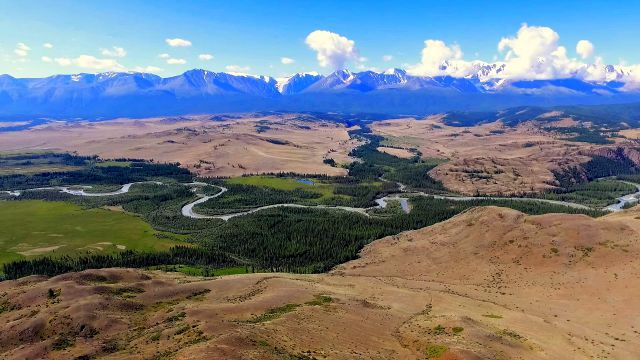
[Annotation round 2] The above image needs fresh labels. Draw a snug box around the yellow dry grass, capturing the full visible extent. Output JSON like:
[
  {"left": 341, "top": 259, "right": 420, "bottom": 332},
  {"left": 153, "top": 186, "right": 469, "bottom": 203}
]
[
  {"left": 0, "top": 114, "right": 361, "bottom": 177},
  {"left": 371, "top": 116, "right": 617, "bottom": 194}
]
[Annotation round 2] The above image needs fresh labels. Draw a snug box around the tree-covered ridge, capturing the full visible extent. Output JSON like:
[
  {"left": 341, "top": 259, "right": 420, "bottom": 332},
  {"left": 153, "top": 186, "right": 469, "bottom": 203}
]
[
  {"left": 0, "top": 154, "right": 191, "bottom": 191},
  {"left": 348, "top": 128, "right": 446, "bottom": 193},
  {"left": 190, "top": 196, "right": 604, "bottom": 273},
  {"left": 552, "top": 149, "right": 640, "bottom": 189},
  {"left": 533, "top": 180, "right": 636, "bottom": 208},
  {"left": 2, "top": 246, "right": 239, "bottom": 280}
]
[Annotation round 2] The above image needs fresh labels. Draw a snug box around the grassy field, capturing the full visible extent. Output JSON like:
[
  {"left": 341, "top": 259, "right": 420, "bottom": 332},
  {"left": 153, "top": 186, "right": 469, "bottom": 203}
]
[
  {"left": 0, "top": 165, "right": 82, "bottom": 175},
  {"left": 94, "top": 161, "right": 132, "bottom": 167},
  {"left": 227, "top": 175, "right": 336, "bottom": 199},
  {"left": 0, "top": 200, "right": 185, "bottom": 267}
]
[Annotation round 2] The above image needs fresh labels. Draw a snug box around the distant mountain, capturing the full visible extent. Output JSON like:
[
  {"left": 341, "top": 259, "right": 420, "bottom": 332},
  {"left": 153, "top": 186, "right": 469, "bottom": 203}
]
[
  {"left": 277, "top": 72, "right": 323, "bottom": 95},
  {"left": 443, "top": 103, "right": 640, "bottom": 128},
  {"left": 1, "top": 68, "right": 640, "bottom": 119}
]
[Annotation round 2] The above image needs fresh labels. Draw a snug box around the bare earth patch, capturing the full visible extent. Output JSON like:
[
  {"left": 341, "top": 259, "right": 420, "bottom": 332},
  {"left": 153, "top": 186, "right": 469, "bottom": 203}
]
[
  {"left": 15, "top": 245, "right": 66, "bottom": 256},
  {"left": 376, "top": 146, "right": 415, "bottom": 158},
  {"left": 619, "top": 128, "right": 640, "bottom": 139}
]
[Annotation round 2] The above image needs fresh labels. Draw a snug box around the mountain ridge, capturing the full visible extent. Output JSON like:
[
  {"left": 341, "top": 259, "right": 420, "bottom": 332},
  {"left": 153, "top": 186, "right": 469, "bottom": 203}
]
[{"left": 2, "top": 68, "right": 640, "bottom": 119}]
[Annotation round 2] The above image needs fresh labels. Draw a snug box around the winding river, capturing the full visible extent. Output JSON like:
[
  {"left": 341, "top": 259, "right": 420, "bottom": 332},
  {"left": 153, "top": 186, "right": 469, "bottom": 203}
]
[
  {"left": 3, "top": 178, "right": 639, "bottom": 221},
  {"left": 604, "top": 182, "right": 640, "bottom": 212}
]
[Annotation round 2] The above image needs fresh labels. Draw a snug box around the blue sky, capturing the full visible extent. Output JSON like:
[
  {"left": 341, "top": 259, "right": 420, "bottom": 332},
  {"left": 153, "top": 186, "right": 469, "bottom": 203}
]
[{"left": 1, "top": 0, "right": 639, "bottom": 78}]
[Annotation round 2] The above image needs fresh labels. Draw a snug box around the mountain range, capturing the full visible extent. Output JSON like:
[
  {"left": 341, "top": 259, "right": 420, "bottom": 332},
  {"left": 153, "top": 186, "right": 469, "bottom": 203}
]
[{"left": 1, "top": 67, "right": 640, "bottom": 119}]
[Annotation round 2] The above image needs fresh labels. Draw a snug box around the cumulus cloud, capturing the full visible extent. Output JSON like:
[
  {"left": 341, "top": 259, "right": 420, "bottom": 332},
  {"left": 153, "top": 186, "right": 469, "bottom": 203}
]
[
  {"left": 382, "top": 55, "right": 393, "bottom": 62},
  {"left": 166, "top": 58, "right": 186, "bottom": 65},
  {"left": 14, "top": 43, "right": 31, "bottom": 57},
  {"left": 199, "top": 53, "right": 214, "bottom": 61},
  {"left": 576, "top": 40, "right": 594, "bottom": 59},
  {"left": 165, "top": 38, "right": 192, "bottom": 47},
  {"left": 280, "top": 57, "right": 295, "bottom": 65},
  {"left": 43, "top": 43, "right": 53, "bottom": 49},
  {"left": 225, "top": 64, "right": 250, "bottom": 73},
  {"left": 74, "top": 55, "right": 125, "bottom": 70},
  {"left": 158, "top": 53, "right": 170, "bottom": 59},
  {"left": 407, "top": 40, "right": 472, "bottom": 77},
  {"left": 53, "top": 55, "right": 125, "bottom": 71},
  {"left": 305, "top": 30, "right": 358, "bottom": 69},
  {"left": 101, "top": 46, "right": 127, "bottom": 58},
  {"left": 495, "top": 24, "right": 584, "bottom": 79},
  {"left": 405, "top": 24, "right": 633, "bottom": 83},
  {"left": 52, "top": 54, "right": 161, "bottom": 73}
]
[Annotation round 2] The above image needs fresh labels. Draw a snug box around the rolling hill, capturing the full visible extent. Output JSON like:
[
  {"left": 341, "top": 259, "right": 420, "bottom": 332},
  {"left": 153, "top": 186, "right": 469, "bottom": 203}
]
[{"left": 1, "top": 205, "right": 639, "bottom": 359}]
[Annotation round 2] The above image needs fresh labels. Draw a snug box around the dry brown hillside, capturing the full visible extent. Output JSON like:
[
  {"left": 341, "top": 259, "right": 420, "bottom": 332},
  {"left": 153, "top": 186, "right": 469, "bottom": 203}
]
[
  {"left": 0, "top": 114, "right": 360, "bottom": 177},
  {"left": 2, "top": 206, "right": 640, "bottom": 359},
  {"left": 370, "top": 116, "right": 640, "bottom": 195}
]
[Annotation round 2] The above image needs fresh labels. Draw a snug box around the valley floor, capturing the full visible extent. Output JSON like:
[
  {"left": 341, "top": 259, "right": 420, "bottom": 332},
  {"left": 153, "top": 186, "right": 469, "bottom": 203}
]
[{"left": 2, "top": 206, "right": 639, "bottom": 359}]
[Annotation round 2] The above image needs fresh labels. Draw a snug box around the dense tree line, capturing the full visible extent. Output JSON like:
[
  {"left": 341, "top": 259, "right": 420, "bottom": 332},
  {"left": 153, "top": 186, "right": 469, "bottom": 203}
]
[
  {"left": 544, "top": 126, "right": 614, "bottom": 144},
  {"left": 348, "top": 130, "right": 445, "bottom": 192},
  {"left": 0, "top": 161, "right": 191, "bottom": 190},
  {"left": 0, "top": 152, "right": 94, "bottom": 164},
  {"left": 553, "top": 151, "right": 640, "bottom": 188},
  {"left": 582, "top": 154, "right": 639, "bottom": 179},
  {"left": 195, "top": 183, "right": 322, "bottom": 215},
  {"left": 513, "top": 179, "right": 637, "bottom": 208},
  {"left": 190, "top": 196, "right": 604, "bottom": 273},
  {"left": 2, "top": 246, "right": 240, "bottom": 280}
]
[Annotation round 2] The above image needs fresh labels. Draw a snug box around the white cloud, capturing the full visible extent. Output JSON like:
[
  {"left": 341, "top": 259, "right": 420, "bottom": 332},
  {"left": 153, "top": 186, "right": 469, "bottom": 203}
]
[
  {"left": 166, "top": 58, "right": 186, "bottom": 65},
  {"left": 407, "top": 40, "right": 471, "bottom": 77},
  {"left": 43, "top": 43, "right": 53, "bottom": 49},
  {"left": 406, "top": 24, "right": 621, "bottom": 82},
  {"left": 280, "top": 57, "right": 295, "bottom": 65},
  {"left": 75, "top": 55, "right": 124, "bottom": 70},
  {"left": 382, "top": 55, "right": 393, "bottom": 62},
  {"left": 199, "top": 53, "right": 214, "bottom": 61},
  {"left": 158, "top": 53, "right": 171, "bottom": 59},
  {"left": 165, "top": 38, "right": 192, "bottom": 47},
  {"left": 14, "top": 43, "right": 31, "bottom": 57},
  {"left": 101, "top": 46, "right": 127, "bottom": 58},
  {"left": 131, "top": 65, "right": 163, "bottom": 73},
  {"left": 305, "top": 30, "right": 358, "bottom": 69},
  {"left": 225, "top": 64, "right": 250, "bottom": 73},
  {"left": 41, "top": 56, "right": 52, "bottom": 63},
  {"left": 576, "top": 40, "right": 594, "bottom": 59},
  {"left": 496, "top": 24, "right": 584, "bottom": 80},
  {"left": 53, "top": 55, "right": 125, "bottom": 71}
]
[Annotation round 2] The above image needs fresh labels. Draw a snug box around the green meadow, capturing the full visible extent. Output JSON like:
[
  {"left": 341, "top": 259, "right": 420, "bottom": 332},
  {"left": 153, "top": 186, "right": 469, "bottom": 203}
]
[
  {"left": 0, "top": 200, "right": 185, "bottom": 267},
  {"left": 226, "top": 175, "right": 336, "bottom": 199}
]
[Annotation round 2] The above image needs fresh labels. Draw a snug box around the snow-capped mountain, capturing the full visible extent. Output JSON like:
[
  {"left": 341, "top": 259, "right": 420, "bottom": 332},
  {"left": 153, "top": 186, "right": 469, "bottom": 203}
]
[
  {"left": 277, "top": 72, "right": 322, "bottom": 95},
  {"left": 1, "top": 67, "right": 639, "bottom": 119}
]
